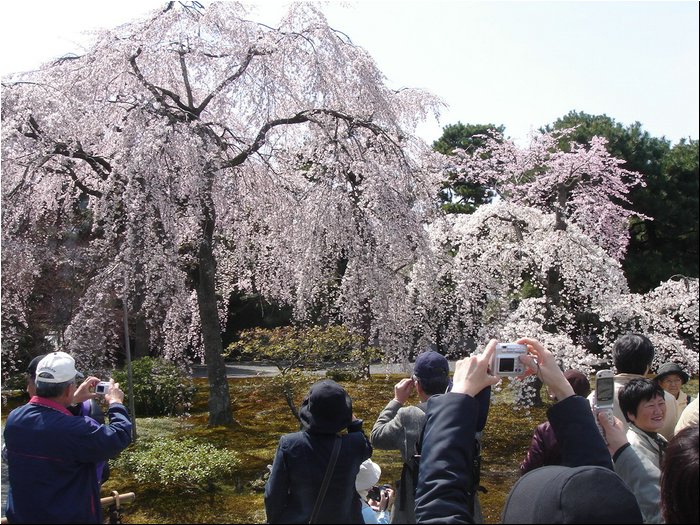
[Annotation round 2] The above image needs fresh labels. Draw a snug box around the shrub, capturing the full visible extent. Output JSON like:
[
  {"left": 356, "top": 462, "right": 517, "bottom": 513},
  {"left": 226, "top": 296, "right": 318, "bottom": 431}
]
[
  {"left": 112, "top": 357, "right": 195, "bottom": 416},
  {"left": 116, "top": 437, "right": 239, "bottom": 491},
  {"left": 225, "top": 325, "right": 380, "bottom": 420},
  {"left": 226, "top": 324, "right": 379, "bottom": 376}
]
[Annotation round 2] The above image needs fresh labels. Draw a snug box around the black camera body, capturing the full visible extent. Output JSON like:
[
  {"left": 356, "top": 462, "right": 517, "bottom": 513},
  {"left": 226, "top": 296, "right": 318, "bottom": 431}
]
[{"left": 367, "top": 484, "right": 391, "bottom": 501}]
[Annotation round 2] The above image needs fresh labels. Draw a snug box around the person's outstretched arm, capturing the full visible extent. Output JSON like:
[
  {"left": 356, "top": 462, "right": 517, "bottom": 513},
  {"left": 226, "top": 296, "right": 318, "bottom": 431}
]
[
  {"left": 516, "top": 337, "right": 612, "bottom": 470},
  {"left": 415, "top": 340, "right": 499, "bottom": 524}
]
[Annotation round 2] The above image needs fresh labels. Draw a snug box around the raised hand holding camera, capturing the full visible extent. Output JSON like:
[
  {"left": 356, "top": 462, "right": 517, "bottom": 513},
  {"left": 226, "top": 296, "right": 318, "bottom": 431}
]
[
  {"left": 103, "top": 379, "right": 125, "bottom": 405},
  {"left": 72, "top": 376, "right": 100, "bottom": 404},
  {"left": 451, "top": 339, "right": 500, "bottom": 397},
  {"left": 516, "top": 337, "right": 575, "bottom": 401},
  {"left": 490, "top": 343, "right": 527, "bottom": 376}
]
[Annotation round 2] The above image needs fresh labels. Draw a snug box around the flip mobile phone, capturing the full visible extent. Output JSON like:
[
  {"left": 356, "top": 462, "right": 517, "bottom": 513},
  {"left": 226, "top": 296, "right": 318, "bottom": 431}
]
[{"left": 594, "top": 369, "right": 615, "bottom": 442}]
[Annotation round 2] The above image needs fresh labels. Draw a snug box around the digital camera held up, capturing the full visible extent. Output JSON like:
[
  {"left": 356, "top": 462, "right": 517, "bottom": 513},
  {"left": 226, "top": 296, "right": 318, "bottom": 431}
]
[
  {"left": 490, "top": 343, "right": 527, "bottom": 376},
  {"left": 95, "top": 381, "right": 110, "bottom": 395},
  {"left": 367, "top": 484, "right": 391, "bottom": 501}
]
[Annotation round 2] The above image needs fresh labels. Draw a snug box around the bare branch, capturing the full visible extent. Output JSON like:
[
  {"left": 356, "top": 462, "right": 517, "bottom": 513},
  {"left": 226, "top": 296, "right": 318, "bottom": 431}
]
[
  {"left": 179, "top": 47, "right": 195, "bottom": 108},
  {"left": 195, "top": 47, "right": 264, "bottom": 115},
  {"left": 222, "top": 108, "right": 401, "bottom": 169},
  {"left": 129, "top": 47, "right": 196, "bottom": 120},
  {"left": 55, "top": 165, "right": 103, "bottom": 198}
]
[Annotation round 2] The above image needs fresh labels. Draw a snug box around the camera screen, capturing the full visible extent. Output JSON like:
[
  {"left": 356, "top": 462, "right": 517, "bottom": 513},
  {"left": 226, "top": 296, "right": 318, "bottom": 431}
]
[
  {"left": 499, "top": 358, "right": 515, "bottom": 372},
  {"left": 597, "top": 379, "right": 614, "bottom": 403}
]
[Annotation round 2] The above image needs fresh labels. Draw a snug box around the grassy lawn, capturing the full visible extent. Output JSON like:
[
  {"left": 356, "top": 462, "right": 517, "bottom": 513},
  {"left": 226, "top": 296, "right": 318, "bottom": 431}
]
[{"left": 98, "top": 374, "right": 550, "bottom": 524}]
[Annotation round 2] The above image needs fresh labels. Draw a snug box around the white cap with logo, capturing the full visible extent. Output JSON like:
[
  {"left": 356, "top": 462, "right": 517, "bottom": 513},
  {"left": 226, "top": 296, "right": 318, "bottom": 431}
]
[{"left": 35, "top": 351, "right": 83, "bottom": 383}]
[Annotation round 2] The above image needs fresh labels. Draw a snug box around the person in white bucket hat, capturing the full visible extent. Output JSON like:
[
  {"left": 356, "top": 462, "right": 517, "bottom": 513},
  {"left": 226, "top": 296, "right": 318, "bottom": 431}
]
[{"left": 356, "top": 459, "right": 395, "bottom": 524}]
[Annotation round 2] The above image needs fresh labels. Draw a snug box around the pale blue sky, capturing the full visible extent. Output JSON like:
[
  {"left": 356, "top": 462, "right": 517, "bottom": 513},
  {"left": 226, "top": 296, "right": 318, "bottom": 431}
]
[{"left": 1, "top": 1, "right": 697, "bottom": 145}]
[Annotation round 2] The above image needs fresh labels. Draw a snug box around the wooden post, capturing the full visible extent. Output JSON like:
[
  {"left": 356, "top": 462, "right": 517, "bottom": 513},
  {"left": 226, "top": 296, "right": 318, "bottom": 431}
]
[
  {"left": 1, "top": 492, "right": 135, "bottom": 524},
  {"left": 123, "top": 274, "right": 137, "bottom": 443}
]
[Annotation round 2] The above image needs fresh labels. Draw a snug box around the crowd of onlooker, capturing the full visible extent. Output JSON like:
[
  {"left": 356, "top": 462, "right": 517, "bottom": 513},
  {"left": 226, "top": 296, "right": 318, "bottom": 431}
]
[
  {"left": 262, "top": 332, "right": 697, "bottom": 524},
  {"left": 2, "top": 332, "right": 697, "bottom": 524}
]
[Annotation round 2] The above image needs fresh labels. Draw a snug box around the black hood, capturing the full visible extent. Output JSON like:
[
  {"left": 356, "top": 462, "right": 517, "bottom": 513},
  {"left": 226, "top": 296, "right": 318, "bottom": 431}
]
[
  {"left": 299, "top": 379, "right": 353, "bottom": 434},
  {"left": 502, "top": 464, "right": 643, "bottom": 523}
]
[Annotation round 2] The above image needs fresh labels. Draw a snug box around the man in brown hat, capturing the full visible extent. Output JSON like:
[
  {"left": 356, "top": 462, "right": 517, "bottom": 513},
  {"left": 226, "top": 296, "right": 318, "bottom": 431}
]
[{"left": 655, "top": 362, "right": 692, "bottom": 423}]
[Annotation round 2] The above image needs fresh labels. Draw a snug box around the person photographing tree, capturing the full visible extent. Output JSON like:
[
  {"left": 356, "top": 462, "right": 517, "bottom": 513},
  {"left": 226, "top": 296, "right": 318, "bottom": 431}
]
[
  {"left": 415, "top": 338, "right": 643, "bottom": 524},
  {"left": 3, "top": 351, "right": 132, "bottom": 524}
]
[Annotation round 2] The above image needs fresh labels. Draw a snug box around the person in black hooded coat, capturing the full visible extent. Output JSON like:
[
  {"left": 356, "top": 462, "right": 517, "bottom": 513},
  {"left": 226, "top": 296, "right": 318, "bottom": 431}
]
[{"left": 264, "top": 379, "right": 372, "bottom": 524}]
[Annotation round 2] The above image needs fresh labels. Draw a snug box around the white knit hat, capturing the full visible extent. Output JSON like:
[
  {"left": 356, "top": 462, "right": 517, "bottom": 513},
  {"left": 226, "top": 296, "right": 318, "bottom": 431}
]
[{"left": 355, "top": 459, "right": 382, "bottom": 492}]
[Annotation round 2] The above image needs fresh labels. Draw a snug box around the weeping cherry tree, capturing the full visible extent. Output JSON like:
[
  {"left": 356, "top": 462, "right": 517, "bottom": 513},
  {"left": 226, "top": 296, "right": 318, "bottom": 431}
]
[{"left": 1, "top": 2, "right": 443, "bottom": 425}]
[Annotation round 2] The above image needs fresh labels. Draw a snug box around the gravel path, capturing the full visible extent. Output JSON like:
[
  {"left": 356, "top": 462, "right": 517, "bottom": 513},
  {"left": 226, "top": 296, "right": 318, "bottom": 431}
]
[{"left": 192, "top": 360, "right": 452, "bottom": 378}]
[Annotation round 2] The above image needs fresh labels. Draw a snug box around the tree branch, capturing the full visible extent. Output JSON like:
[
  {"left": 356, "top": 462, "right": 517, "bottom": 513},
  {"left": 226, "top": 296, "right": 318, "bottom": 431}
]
[
  {"left": 129, "top": 47, "right": 196, "bottom": 121},
  {"left": 179, "top": 47, "right": 195, "bottom": 108},
  {"left": 222, "top": 108, "right": 395, "bottom": 169},
  {"left": 15, "top": 115, "right": 110, "bottom": 197},
  {"left": 54, "top": 165, "right": 103, "bottom": 198},
  {"left": 195, "top": 46, "right": 264, "bottom": 115}
]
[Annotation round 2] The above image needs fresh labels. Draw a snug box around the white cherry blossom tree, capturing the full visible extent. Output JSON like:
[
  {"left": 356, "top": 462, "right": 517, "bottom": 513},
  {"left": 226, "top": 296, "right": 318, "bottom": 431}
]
[{"left": 1, "top": 2, "right": 443, "bottom": 424}]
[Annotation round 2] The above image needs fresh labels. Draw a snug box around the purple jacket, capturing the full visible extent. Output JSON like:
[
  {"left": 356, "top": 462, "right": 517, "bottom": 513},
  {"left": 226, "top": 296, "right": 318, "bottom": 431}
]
[
  {"left": 520, "top": 421, "right": 561, "bottom": 475},
  {"left": 4, "top": 397, "right": 132, "bottom": 524}
]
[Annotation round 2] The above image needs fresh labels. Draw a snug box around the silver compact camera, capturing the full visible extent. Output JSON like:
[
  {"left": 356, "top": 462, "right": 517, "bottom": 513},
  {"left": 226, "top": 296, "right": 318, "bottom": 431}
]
[
  {"left": 95, "top": 381, "right": 110, "bottom": 395},
  {"left": 491, "top": 343, "right": 527, "bottom": 376}
]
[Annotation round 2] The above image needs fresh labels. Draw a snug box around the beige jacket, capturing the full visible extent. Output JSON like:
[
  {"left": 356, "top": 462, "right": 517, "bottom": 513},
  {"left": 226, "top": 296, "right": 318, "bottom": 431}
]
[{"left": 674, "top": 396, "right": 699, "bottom": 434}]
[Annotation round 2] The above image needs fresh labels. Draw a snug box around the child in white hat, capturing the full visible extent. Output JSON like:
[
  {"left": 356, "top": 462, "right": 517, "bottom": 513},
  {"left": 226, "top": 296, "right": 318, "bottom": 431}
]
[{"left": 355, "top": 459, "right": 394, "bottom": 524}]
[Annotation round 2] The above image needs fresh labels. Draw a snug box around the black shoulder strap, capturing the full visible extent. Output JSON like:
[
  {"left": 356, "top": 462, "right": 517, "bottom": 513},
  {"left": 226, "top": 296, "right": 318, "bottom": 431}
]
[{"left": 309, "top": 436, "right": 341, "bottom": 524}]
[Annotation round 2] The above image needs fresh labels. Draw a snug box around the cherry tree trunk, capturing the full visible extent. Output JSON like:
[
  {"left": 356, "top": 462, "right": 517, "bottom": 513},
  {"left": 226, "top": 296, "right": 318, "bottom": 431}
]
[{"left": 194, "top": 200, "right": 233, "bottom": 426}]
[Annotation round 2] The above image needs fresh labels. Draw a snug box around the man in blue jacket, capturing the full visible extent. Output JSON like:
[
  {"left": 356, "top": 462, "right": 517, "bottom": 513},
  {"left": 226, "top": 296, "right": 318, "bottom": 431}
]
[{"left": 3, "top": 351, "right": 132, "bottom": 524}]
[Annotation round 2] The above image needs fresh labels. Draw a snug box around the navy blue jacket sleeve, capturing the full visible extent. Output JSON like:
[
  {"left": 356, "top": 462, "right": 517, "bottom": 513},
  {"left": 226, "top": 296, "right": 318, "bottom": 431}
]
[
  {"left": 547, "top": 395, "right": 613, "bottom": 470},
  {"left": 69, "top": 403, "right": 132, "bottom": 463},
  {"left": 415, "top": 392, "right": 479, "bottom": 524},
  {"left": 475, "top": 386, "right": 491, "bottom": 432}
]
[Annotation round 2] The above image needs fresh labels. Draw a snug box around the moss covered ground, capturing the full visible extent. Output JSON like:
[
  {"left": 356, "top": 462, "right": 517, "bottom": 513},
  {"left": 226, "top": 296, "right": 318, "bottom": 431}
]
[{"left": 99, "top": 375, "right": 548, "bottom": 523}]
